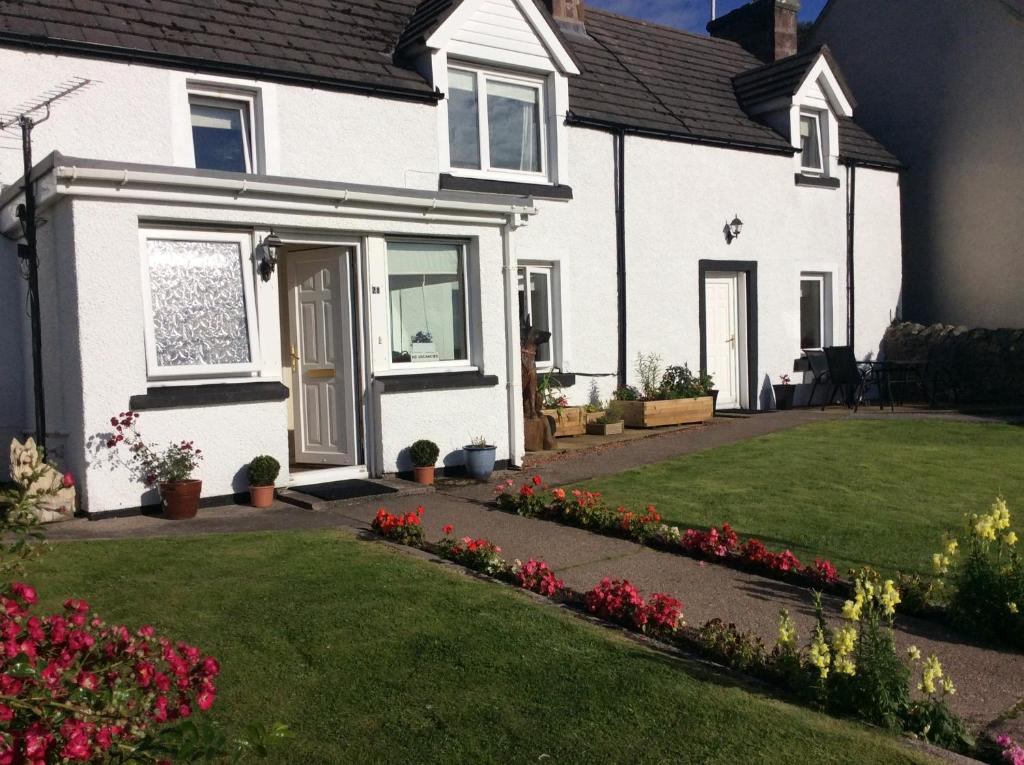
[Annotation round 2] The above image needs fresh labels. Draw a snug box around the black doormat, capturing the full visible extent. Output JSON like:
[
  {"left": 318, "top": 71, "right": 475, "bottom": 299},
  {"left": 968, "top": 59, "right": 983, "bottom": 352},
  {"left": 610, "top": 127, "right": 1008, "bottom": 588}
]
[{"left": 297, "top": 479, "right": 398, "bottom": 502}]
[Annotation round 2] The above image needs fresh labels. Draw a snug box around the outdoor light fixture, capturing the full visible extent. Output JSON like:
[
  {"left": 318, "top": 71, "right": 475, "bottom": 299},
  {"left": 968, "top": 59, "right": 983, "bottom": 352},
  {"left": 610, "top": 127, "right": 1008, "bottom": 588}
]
[
  {"left": 725, "top": 214, "right": 744, "bottom": 244},
  {"left": 258, "top": 229, "right": 283, "bottom": 281}
]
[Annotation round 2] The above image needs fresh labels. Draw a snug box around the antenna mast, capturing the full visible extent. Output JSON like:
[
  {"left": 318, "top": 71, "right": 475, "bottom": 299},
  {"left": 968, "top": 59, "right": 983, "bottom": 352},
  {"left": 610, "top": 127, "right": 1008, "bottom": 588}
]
[{"left": 1, "top": 77, "right": 94, "bottom": 452}]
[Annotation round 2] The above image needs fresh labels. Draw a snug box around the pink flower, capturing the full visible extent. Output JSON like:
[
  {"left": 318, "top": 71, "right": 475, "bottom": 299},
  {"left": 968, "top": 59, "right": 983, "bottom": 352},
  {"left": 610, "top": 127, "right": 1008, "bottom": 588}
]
[
  {"left": 196, "top": 689, "right": 216, "bottom": 711},
  {"left": 552, "top": 488, "right": 565, "bottom": 501},
  {"left": 11, "top": 583, "right": 38, "bottom": 606},
  {"left": 62, "top": 472, "right": 75, "bottom": 488}
]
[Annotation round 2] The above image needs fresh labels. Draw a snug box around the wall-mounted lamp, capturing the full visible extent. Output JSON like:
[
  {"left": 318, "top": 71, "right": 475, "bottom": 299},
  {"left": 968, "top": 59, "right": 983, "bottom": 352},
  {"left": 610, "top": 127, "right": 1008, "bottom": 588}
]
[
  {"left": 258, "top": 229, "right": 283, "bottom": 282},
  {"left": 724, "top": 214, "right": 744, "bottom": 244}
]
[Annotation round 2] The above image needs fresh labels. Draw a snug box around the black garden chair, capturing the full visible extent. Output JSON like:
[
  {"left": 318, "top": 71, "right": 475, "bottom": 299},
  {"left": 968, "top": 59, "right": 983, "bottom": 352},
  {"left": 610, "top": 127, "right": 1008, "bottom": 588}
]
[
  {"left": 805, "top": 349, "right": 830, "bottom": 407},
  {"left": 821, "top": 346, "right": 872, "bottom": 411}
]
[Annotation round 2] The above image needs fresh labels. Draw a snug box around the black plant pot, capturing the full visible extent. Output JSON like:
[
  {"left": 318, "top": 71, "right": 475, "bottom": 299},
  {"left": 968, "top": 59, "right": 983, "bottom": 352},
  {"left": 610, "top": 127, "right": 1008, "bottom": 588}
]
[
  {"left": 773, "top": 384, "right": 796, "bottom": 411},
  {"left": 710, "top": 389, "right": 720, "bottom": 412}
]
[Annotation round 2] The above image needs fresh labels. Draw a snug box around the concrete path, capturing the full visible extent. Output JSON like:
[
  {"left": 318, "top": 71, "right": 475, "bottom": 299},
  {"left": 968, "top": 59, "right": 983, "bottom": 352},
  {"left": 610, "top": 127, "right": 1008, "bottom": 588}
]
[{"left": 46, "top": 409, "right": 1024, "bottom": 732}]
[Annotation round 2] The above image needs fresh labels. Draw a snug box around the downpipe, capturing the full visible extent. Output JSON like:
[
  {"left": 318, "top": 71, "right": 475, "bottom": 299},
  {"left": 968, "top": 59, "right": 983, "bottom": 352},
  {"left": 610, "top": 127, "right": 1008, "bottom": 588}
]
[{"left": 502, "top": 215, "right": 525, "bottom": 469}]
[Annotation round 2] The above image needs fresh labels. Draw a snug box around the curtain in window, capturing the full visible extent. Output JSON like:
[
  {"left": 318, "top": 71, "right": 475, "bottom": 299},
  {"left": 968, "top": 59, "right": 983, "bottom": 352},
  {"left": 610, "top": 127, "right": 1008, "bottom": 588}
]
[
  {"left": 388, "top": 242, "right": 467, "bottom": 363},
  {"left": 147, "top": 240, "right": 252, "bottom": 366},
  {"left": 487, "top": 81, "right": 540, "bottom": 172}
]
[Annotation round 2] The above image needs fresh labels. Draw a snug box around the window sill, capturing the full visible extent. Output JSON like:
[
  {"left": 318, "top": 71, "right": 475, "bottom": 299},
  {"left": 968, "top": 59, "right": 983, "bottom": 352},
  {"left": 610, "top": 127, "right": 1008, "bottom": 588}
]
[
  {"left": 373, "top": 371, "right": 500, "bottom": 393},
  {"left": 439, "top": 174, "right": 573, "bottom": 200},
  {"left": 794, "top": 173, "right": 840, "bottom": 189},
  {"left": 129, "top": 381, "right": 289, "bottom": 410}
]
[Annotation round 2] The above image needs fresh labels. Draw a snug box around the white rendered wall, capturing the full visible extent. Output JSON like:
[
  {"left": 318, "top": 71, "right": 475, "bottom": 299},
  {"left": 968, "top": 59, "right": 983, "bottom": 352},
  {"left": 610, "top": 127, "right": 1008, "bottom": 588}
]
[
  {"left": 60, "top": 198, "right": 510, "bottom": 512},
  {"left": 0, "top": 50, "right": 439, "bottom": 192}
]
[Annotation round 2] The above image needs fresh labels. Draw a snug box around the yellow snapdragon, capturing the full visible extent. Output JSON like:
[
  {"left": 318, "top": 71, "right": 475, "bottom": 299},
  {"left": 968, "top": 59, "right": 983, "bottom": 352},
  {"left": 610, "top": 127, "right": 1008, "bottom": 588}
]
[
  {"left": 809, "top": 628, "right": 830, "bottom": 680},
  {"left": 1005, "top": 531, "right": 1018, "bottom": 547},
  {"left": 1009, "top": 602, "right": 1019, "bottom": 615},
  {"left": 879, "top": 579, "right": 901, "bottom": 616},
  {"left": 777, "top": 609, "right": 797, "bottom": 649},
  {"left": 907, "top": 645, "right": 921, "bottom": 661},
  {"left": 918, "top": 654, "right": 944, "bottom": 694},
  {"left": 831, "top": 626, "right": 857, "bottom": 676}
]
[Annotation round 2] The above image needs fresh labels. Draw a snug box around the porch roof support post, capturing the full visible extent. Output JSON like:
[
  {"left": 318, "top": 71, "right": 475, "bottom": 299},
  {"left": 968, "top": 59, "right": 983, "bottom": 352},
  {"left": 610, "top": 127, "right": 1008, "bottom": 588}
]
[{"left": 502, "top": 215, "right": 524, "bottom": 468}]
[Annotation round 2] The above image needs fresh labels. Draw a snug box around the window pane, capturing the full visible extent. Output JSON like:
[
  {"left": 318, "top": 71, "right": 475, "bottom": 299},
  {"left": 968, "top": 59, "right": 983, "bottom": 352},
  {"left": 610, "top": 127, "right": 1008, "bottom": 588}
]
[
  {"left": 800, "top": 115, "right": 822, "bottom": 170},
  {"left": 191, "top": 102, "right": 249, "bottom": 173},
  {"left": 529, "top": 271, "right": 552, "bottom": 363},
  {"left": 487, "top": 80, "right": 541, "bottom": 172},
  {"left": 800, "top": 279, "right": 823, "bottom": 349},
  {"left": 148, "top": 240, "right": 252, "bottom": 367},
  {"left": 388, "top": 242, "right": 467, "bottom": 364},
  {"left": 448, "top": 70, "right": 481, "bottom": 170}
]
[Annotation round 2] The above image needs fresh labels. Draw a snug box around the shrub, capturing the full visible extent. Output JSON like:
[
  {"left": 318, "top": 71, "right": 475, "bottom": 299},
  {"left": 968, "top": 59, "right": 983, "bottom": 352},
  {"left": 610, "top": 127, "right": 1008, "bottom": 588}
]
[
  {"left": 611, "top": 385, "right": 639, "bottom": 401},
  {"left": 698, "top": 618, "right": 767, "bottom": 673},
  {"left": 634, "top": 352, "right": 663, "bottom": 400},
  {"left": 937, "top": 498, "right": 1024, "bottom": 646},
  {"left": 409, "top": 440, "right": 440, "bottom": 468},
  {"left": 105, "top": 412, "right": 202, "bottom": 485},
  {"left": 659, "top": 365, "right": 712, "bottom": 399},
  {"left": 247, "top": 455, "right": 280, "bottom": 487},
  {"left": 372, "top": 507, "right": 425, "bottom": 546}
]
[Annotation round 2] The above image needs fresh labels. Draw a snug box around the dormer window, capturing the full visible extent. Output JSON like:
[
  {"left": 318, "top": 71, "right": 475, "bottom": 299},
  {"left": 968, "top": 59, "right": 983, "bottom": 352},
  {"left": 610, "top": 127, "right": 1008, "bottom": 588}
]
[
  {"left": 447, "top": 66, "right": 547, "bottom": 180},
  {"left": 799, "top": 112, "right": 824, "bottom": 174}
]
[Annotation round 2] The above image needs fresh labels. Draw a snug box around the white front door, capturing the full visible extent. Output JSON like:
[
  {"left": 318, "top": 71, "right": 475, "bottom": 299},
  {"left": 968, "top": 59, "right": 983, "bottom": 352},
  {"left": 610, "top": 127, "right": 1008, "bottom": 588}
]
[
  {"left": 288, "top": 249, "right": 359, "bottom": 466},
  {"left": 705, "top": 273, "right": 742, "bottom": 409}
]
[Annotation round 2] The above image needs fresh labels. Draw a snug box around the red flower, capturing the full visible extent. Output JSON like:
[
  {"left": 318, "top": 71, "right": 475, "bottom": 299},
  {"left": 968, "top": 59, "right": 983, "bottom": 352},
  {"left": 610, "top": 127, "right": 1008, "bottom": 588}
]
[
  {"left": 442, "top": 524, "right": 454, "bottom": 536},
  {"left": 531, "top": 475, "right": 542, "bottom": 486},
  {"left": 196, "top": 689, "right": 216, "bottom": 711},
  {"left": 11, "top": 583, "right": 38, "bottom": 606},
  {"left": 62, "top": 472, "right": 75, "bottom": 488}
]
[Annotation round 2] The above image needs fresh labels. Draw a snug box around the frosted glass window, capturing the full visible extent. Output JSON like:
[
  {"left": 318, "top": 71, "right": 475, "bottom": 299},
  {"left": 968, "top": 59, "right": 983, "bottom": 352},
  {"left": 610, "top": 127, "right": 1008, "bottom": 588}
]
[
  {"left": 147, "top": 240, "right": 252, "bottom": 367},
  {"left": 388, "top": 242, "right": 467, "bottom": 364},
  {"left": 487, "top": 80, "right": 541, "bottom": 172},
  {"left": 190, "top": 99, "right": 251, "bottom": 172},
  {"left": 800, "top": 113, "right": 823, "bottom": 173},
  {"left": 448, "top": 70, "right": 481, "bottom": 170}
]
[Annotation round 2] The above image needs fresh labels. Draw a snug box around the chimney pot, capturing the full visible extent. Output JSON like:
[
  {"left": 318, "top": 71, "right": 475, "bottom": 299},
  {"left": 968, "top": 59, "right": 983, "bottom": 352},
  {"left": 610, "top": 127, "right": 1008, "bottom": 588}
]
[{"left": 707, "top": 0, "right": 801, "bottom": 63}]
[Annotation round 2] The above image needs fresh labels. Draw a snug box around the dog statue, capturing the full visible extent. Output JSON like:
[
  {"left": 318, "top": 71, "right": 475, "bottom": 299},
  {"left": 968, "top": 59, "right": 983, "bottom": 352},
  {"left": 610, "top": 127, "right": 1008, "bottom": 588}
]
[{"left": 8, "top": 437, "right": 76, "bottom": 522}]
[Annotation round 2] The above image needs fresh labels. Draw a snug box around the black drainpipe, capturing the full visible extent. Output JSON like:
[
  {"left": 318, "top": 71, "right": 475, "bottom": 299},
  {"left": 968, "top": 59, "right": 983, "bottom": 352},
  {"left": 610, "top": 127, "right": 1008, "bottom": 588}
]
[
  {"left": 845, "top": 164, "right": 856, "bottom": 348},
  {"left": 614, "top": 129, "right": 627, "bottom": 388}
]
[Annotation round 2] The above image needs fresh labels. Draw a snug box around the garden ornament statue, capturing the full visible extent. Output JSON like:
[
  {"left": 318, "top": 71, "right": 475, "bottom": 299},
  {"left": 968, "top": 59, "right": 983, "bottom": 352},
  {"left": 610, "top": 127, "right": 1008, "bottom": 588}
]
[
  {"left": 521, "top": 320, "right": 556, "bottom": 451},
  {"left": 9, "top": 437, "right": 76, "bottom": 522}
]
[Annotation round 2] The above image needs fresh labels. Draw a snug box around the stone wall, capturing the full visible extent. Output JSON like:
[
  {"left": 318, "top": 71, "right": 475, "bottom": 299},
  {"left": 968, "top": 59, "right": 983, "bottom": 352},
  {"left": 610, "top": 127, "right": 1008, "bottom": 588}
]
[{"left": 881, "top": 322, "right": 1024, "bottom": 404}]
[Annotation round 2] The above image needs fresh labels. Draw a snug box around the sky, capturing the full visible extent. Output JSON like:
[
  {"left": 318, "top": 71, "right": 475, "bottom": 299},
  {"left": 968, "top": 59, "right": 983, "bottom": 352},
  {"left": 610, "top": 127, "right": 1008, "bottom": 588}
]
[{"left": 584, "top": 0, "right": 828, "bottom": 35}]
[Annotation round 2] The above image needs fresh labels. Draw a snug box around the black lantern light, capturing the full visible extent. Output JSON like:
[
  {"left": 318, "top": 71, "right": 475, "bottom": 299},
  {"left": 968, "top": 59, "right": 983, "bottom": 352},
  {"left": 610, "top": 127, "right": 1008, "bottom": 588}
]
[
  {"left": 724, "top": 214, "right": 744, "bottom": 244},
  {"left": 258, "top": 229, "right": 283, "bottom": 281}
]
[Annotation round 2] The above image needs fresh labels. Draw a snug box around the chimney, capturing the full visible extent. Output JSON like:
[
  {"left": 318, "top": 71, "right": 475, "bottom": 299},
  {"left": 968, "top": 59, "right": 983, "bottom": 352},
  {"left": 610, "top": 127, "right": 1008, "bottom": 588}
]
[
  {"left": 544, "top": 0, "right": 586, "bottom": 36},
  {"left": 707, "top": 0, "right": 800, "bottom": 63}
]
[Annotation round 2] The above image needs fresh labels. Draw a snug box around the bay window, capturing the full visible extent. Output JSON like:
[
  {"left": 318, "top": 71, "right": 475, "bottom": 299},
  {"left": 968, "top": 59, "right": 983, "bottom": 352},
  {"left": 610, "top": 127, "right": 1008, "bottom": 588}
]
[
  {"left": 387, "top": 241, "right": 469, "bottom": 366},
  {"left": 447, "top": 66, "right": 546, "bottom": 179},
  {"left": 141, "top": 231, "right": 259, "bottom": 380}
]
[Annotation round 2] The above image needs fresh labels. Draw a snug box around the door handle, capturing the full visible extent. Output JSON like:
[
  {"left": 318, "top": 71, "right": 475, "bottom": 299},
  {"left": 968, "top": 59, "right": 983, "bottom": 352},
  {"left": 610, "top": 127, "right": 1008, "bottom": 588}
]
[
  {"left": 727, "top": 335, "right": 736, "bottom": 345},
  {"left": 290, "top": 347, "right": 299, "bottom": 372}
]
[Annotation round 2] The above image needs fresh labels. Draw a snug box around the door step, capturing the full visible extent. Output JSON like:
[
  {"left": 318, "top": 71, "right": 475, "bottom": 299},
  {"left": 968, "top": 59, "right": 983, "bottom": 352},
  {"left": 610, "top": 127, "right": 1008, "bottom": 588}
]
[{"left": 277, "top": 478, "right": 430, "bottom": 510}]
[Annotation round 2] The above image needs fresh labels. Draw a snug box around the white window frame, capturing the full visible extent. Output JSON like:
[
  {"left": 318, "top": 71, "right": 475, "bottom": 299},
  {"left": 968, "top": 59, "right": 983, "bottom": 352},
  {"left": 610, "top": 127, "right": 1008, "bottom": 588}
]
[
  {"left": 799, "top": 272, "right": 832, "bottom": 350},
  {"left": 187, "top": 86, "right": 260, "bottom": 174},
  {"left": 446, "top": 64, "right": 549, "bottom": 183},
  {"left": 140, "top": 229, "right": 261, "bottom": 382},
  {"left": 383, "top": 238, "right": 474, "bottom": 373},
  {"left": 799, "top": 111, "right": 825, "bottom": 175},
  {"left": 518, "top": 263, "right": 558, "bottom": 371}
]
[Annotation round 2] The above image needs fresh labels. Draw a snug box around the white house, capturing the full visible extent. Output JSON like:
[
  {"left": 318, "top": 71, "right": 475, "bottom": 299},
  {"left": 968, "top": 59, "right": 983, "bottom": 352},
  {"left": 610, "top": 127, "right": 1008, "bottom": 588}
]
[{"left": 0, "top": 0, "right": 902, "bottom": 515}]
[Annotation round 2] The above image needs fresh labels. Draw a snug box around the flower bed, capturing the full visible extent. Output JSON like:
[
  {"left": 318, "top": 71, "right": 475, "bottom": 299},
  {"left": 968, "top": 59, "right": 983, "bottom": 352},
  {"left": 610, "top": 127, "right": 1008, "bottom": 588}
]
[
  {"left": 366, "top": 504, "right": 972, "bottom": 757},
  {"left": 495, "top": 477, "right": 843, "bottom": 593}
]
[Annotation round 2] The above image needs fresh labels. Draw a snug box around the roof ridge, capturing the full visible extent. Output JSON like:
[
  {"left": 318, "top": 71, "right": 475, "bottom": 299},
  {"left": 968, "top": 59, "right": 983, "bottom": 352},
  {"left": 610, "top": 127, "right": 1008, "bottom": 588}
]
[{"left": 582, "top": 4, "right": 754, "bottom": 53}]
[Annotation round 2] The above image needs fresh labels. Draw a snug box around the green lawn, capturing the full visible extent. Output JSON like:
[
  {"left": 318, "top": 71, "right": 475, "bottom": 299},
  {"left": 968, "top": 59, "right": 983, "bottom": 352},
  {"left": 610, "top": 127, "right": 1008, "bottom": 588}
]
[
  {"left": 28, "top": 531, "right": 932, "bottom": 764},
  {"left": 574, "top": 419, "right": 1024, "bottom": 577}
]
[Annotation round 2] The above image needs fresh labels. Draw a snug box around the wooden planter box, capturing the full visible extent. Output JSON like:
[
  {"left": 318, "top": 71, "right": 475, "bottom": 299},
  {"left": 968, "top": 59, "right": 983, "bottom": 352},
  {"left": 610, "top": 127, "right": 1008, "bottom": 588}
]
[
  {"left": 586, "top": 420, "right": 625, "bottom": 436},
  {"left": 541, "top": 406, "right": 587, "bottom": 437},
  {"left": 610, "top": 396, "right": 714, "bottom": 428}
]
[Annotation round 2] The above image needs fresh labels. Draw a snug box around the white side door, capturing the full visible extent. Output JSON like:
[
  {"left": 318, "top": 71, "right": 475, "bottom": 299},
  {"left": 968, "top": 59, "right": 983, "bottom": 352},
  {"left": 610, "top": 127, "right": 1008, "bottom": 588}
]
[
  {"left": 705, "top": 273, "right": 741, "bottom": 409},
  {"left": 288, "top": 249, "right": 358, "bottom": 466}
]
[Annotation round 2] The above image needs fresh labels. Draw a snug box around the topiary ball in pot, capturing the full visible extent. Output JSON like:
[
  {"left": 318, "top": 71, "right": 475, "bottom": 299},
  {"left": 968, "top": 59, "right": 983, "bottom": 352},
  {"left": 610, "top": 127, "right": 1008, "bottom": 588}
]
[
  {"left": 247, "top": 455, "right": 280, "bottom": 508},
  {"left": 409, "top": 439, "right": 440, "bottom": 485}
]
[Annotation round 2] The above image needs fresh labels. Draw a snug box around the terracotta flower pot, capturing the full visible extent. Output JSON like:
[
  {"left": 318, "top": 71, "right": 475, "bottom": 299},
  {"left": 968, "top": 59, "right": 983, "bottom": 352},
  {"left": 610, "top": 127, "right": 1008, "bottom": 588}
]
[
  {"left": 158, "top": 479, "right": 202, "bottom": 520},
  {"left": 249, "top": 484, "right": 275, "bottom": 508},
  {"left": 413, "top": 466, "right": 435, "bottom": 486}
]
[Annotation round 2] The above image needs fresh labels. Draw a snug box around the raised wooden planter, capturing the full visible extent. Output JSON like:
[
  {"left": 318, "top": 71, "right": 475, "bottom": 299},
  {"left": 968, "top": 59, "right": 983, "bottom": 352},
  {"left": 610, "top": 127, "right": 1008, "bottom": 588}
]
[
  {"left": 541, "top": 406, "right": 587, "bottom": 437},
  {"left": 610, "top": 396, "right": 714, "bottom": 428},
  {"left": 586, "top": 420, "right": 624, "bottom": 436}
]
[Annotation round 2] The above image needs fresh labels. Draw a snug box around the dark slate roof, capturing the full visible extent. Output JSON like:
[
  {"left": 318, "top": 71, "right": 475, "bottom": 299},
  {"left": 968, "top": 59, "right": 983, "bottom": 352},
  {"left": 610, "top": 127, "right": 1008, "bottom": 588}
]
[
  {"left": 0, "top": 0, "right": 436, "bottom": 101},
  {"left": 567, "top": 8, "right": 793, "bottom": 153},
  {"left": 0, "top": 0, "right": 899, "bottom": 166},
  {"left": 837, "top": 118, "right": 900, "bottom": 169},
  {"left": 733, "top": 45, "right": 856, "bottom": 112}
]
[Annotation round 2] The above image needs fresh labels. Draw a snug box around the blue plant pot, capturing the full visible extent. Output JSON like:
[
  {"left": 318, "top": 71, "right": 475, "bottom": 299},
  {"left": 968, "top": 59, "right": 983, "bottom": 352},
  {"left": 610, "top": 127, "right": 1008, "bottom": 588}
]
[{"left": 464, "top": 445, "right": 497, "bottom": 480}]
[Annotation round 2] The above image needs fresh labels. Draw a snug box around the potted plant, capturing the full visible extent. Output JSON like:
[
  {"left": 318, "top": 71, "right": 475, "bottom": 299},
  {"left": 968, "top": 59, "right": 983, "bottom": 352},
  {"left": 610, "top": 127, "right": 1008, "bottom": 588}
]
[
  {"left": 539, "top": 372, "right": 587, "bottom": 437},
  {"left": 773, "top": 374, "right": 796, "bottom": 410},
  {"left": 104, "top": 412, "right": 203, "bottom": 520},
  {"left": 586, "top": 412, "right": 624, "bottom": 436},
  {"left": 410, "top": 439, "right": 440, "bottom": 485},
  {"left": 464, "top": 436, "right": 497, "bottom": 480},
  {"left": 609, "top": 354, "right": 715, "bottom": 428},
  {"left": 247, "top": 455, "right": 280, "bottom": 508},
  {"left": 410, "top": 330, "right": 439, "bottom": 362}
]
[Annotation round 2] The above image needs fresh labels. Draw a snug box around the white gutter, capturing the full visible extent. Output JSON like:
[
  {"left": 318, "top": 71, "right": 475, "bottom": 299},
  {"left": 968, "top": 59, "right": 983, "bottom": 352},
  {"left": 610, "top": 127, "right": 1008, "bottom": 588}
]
[
  {"left": 52, "top": 165, "right": 536, "bottom": 219},
  {"left": 502, "top": 214, "right": 526, "bottom": 469}
]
